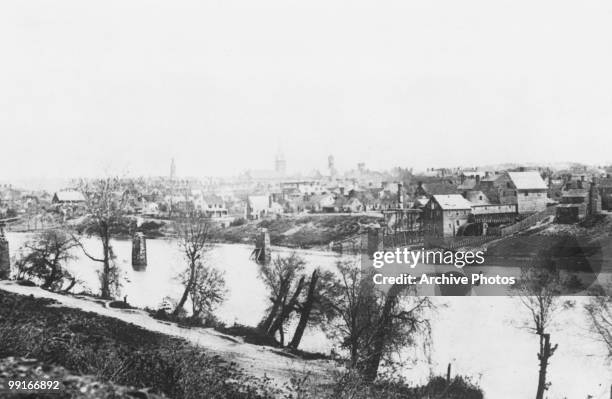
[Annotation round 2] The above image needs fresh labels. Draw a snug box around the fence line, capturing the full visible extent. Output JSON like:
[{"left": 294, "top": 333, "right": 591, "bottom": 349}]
[
  {"left": 422, "top": 206, "right": 557, "bottom": 250},
  {"left": 424, "top": 235, "right": 499, "bottom": 250},
  {"left": 499, "top": 205, "right": 557, "bottom": 236}
]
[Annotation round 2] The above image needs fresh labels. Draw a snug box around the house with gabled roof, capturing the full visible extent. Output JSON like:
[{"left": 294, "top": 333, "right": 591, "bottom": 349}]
[
  {"left": 414, "top": 180, "right": 459, "bottom": 197},
  {"left": 246, "top": 195, "right": 272, "bottom": 220},
  {"left": 506, "top": 171, "right": 549, "bottom": 214},
  {"left": 422, "top": 194, "right": 473, "bottom": 237},
  {"left": 52, "top": 190, "right": 85, "bottom": 204},
  {"left": 485, "top": 171, "right": 549, "bottom": 214},
  {"left": 342, "top": 197, "right": 364, "bottom": 213},
  {"left": 556, "top": 188, "right": 589, "bottom": 223}
]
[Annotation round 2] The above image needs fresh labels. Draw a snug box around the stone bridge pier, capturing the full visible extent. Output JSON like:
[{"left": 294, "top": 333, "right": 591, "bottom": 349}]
[
  {"left": 131, "top": 232, "right": 147, "bottom": 271},
  {"left": 254, "top": 228, "right": 271, "bottom": 264},
  {"left": 0, "top": 230, "right": 10, "bottom": 279}
]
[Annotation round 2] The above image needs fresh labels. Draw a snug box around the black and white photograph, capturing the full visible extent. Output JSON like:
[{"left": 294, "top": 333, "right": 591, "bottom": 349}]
[{"left": 1, "top": 1, "right": 612, "bottom": 398}]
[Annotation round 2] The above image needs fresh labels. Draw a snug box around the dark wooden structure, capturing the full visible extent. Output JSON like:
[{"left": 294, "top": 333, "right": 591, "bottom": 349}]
[
  {"left": 382, "top": 207, "right": 424, "bottom": 248},
  {"left": 0, "top": 218, "right": 16, "bottom": 279},
  {"left": 252, "top": 228, "right": 271, "bottom": 264}
]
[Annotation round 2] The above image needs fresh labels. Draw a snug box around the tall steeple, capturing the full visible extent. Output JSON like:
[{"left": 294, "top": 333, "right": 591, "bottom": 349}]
[
  {"left": 328, "top": 155, "right": 337, "bottom": 178},
  {"left": 275, "top": 145, "right": 286, "bottom": 175},
  {"left": 170, "top": 158, "right": 176, "bottom": 180}
]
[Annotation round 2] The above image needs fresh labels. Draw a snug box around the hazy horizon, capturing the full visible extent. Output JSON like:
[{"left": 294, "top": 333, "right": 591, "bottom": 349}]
[{"left": 2, "top": 0, "right": 612, "bottom": 181}]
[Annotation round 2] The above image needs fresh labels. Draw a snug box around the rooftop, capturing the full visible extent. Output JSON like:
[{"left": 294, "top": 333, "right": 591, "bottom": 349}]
[
  {"left": 507, "top": 171, "right": 548, "bottom": 190},
  {"left": 562, "top": 189, "right": 588, "bottom": 197},
  {"left": 53, "top": 191, "right": 85, "bottom": 202},
  {"left": 432, "top": 194, "right": 472, "bottom": 210}
]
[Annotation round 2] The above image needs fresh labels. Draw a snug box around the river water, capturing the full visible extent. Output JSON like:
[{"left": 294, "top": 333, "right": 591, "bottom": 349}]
[{"left": 5, "top": 232, "right": 611, "bottom": 398}]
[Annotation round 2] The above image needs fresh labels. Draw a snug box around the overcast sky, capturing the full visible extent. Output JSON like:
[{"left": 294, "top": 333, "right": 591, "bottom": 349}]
[{"left": 1, "top": 0, "right": 612, "bottom": 180}]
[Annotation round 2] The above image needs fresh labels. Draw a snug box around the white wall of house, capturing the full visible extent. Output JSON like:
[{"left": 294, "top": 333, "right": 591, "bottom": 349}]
[
  {"left": 516, "top": 190, "right": 548, "bottom": 214},
  {"left": 441, "top": 209, "right": 470, "bottom": 237}
]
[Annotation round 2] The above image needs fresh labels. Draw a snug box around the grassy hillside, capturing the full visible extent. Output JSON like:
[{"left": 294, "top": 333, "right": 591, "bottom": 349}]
[
  {"left": 214, "top": 214, "right": 382, "bottom": 248},
  {"left": 0, "top": 291, "right": 280, "bottom": 399},
  {"left": 0, "top": 289, "right": 484, "bottom": 399}
]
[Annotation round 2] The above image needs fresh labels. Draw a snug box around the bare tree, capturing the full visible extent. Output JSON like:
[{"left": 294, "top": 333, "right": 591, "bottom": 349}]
[
  {"left": 328, "top": 260, "right": 432, "bottom": 382},
  {"left": 289, "top": 268, "right": 337, "bottom": 350},
  {"left": 269, "top": 274, "right": 305, "bottom": 345},
  {"left": 75, "top": 178, "right": 128, "bottom": 299},
  {"left": 585, "top": 294, "right": 612, "bottom": 359},
  {"left": 173, "top": 218, "right": 212, "bottom": 316},
  {"left": 257, "top": 253, "right": 305, "bottom": 337},
  {"left": 515, "top": 251, "right": 562, "bottom": 399},
  {"left": 15, "top": 229, "right": 79, "bottom": 292}
]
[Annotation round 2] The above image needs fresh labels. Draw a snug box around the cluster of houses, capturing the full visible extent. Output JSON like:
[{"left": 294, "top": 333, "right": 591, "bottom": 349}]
[
  {"left": 245, "top": 180, "right": 385, "bottom": 220},
  {"left": 48, "top": 182, "right": 231, "bottom": 221},
  {"left": 245, "top": 168, "right": 602, "bottom": 226},
  {"left": 0, "top": 179, "right": 233, "bottom": 224},
  {"left": 0, "top": 184, "right": 52, "bottom": 219},
  {"left": 2, "top": 160, "right": 612, "bottom": 238},
  {"left": 418, "top": 169, "right": 612, "bottom": 237},
  {"left": 417, "top": 171, "right": 549, "bottom": 236}
]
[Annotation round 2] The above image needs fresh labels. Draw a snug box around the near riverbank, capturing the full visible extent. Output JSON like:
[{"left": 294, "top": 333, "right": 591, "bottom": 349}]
[
  {"left": 0, "top": 281, "right": 332, "bottom": 385},
  {"left": 0, "top": 284, "right": 485, "bottom": 399}
]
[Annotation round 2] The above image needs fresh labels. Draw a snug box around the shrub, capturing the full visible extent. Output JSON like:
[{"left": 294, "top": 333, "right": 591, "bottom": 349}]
[
  {"left": 216, "top": 324, "right": 280, "bottom": 347},
  {"left": 286, "top": 370, "right": 483, "bottom": 399},
  {"left": 16, "top": 279, "right": 37, "bottom": 287},
  {"left": 230, "top": 217, "right": 248, "bottom": 227},
  {"left": 108, "top": 300, "right": 133, "bottom": 309}
]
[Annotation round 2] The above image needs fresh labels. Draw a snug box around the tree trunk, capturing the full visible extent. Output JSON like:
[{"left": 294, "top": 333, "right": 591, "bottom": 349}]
[
  {"left": 174, "top": 263, "right": 195, "bottom": 316},
  {"left": 362, "top": 284, "right": 401, "bottom": 383},
  {"left": 268, "top": 276, "right": 305, "bottom": 338},
  {"left": 259, "top": 297, "right": 282, "bottom": 332},
  {"left": 43, "top": 250, "right": 62, "bottom": 290},
  {"left": 349, "top": 337, "right": 359, "bottom": 368},
  {"left": 289, "top": 270, "right": 318, "bottom": 349},
  {"left": 100, "top": 236, "right": 111, "bottom": 299},
  {"left": 259, "top": 278, "right": 292, "bottom": 332},
  {"left": 42, "top": 261, "right": 58, "bottom": 290},
  {"left": 536, "top": 333, "right": 553, "bottom": 399},
  {"left": 62, "top": 277, "right": 76, "bottom": 293}
]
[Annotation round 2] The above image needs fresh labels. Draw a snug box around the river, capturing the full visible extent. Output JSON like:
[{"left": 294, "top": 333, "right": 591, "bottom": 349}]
[{"left": 5, "top": 232, "right": 611, "bottom": 398}]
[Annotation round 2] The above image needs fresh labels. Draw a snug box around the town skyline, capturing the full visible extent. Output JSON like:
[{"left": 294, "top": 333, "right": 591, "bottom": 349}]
[
  {"left": 2, "top": 0, "right": 612, "bottom": 180},
  {"left": 1, "top": 130, "right": 611, "bottom": 181},
  {"left": 0, "top": 154, "right": 610, "bottom": 182},
  {"left": 0, "top": 154, "right": 610, "bottom": 190}
]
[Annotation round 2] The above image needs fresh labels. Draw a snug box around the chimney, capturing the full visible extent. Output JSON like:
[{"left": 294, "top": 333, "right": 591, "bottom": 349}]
[{"left": 397, "top": 183, "right": 404, "bottom": 209}]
